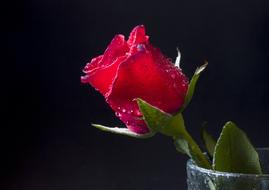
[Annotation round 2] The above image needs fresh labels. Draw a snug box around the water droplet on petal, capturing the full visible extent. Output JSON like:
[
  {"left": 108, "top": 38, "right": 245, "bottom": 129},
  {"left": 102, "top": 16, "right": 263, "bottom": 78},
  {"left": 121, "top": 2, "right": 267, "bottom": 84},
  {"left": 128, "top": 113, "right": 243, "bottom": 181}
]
[
  {"left": 134, "top": 109, "right": 142, "bottom": 117},
  {"left": 128, "top": 110, "right": 134, "bottom": 114},
  {"left": 137, "top": 44, "right": 145, "bottom": 51},
  {"left": 115, "top": 112, "right": 122, "bottom": 117}
]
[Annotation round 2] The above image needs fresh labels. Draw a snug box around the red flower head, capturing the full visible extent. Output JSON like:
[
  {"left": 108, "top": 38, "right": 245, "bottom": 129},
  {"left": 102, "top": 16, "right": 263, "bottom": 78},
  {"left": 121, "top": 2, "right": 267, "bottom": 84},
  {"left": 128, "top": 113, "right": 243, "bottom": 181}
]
[{"left": 81, "top": 25, "right": 188, "bottom": 134}]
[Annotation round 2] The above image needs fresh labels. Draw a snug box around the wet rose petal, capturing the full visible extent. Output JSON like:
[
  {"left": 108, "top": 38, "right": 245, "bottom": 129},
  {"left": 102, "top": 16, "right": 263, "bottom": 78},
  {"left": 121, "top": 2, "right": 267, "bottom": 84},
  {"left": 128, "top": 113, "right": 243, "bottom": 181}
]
[
  {"left": 107, "top": 48, "right": 188, "bottom": 133},
  {"left": 127, "top": 25, "right": 149, "bottom": 46}
]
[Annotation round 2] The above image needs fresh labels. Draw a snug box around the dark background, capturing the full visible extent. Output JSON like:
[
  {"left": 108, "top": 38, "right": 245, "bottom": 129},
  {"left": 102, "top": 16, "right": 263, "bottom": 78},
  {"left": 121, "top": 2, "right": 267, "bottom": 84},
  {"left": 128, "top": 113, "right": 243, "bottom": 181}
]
[{"left": 5, "top": 0, "right": 269, "bottom": 189}]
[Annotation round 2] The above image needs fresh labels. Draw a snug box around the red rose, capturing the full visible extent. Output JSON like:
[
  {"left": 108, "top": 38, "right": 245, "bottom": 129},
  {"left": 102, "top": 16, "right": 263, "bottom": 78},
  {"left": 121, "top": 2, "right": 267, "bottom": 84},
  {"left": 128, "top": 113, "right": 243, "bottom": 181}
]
[{"left": 81, "top": 25, "right": 188, "bottom": 134}]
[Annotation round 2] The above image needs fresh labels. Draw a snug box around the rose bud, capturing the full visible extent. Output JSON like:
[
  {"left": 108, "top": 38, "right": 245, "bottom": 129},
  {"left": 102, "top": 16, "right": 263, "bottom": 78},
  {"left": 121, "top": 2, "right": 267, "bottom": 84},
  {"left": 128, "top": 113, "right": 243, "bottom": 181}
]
[{"left": 81, "top": 25, "right": 188, "bottom": 134}]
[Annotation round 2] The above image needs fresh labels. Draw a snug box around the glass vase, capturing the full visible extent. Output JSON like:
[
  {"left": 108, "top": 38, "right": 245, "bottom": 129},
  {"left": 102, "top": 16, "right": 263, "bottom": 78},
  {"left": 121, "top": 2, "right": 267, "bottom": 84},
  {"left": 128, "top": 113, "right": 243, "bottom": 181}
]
[{"left": 186, "top": 148, "right": 269, "bottom": 190}]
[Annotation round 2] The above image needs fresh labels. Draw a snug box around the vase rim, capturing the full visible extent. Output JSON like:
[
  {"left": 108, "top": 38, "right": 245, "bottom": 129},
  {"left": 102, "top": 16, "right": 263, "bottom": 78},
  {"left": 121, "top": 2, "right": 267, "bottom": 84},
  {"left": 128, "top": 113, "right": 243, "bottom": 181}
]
[{"left": 187, "top": 147, "right": 269, "bottom": 178}]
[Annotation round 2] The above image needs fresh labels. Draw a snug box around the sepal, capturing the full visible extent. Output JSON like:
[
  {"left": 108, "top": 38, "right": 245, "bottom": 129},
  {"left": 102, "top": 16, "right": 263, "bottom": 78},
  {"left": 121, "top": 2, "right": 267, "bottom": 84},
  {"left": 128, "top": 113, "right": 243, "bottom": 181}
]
[{"left": 92, "top": 124, "right": 155, "bottom": 139}]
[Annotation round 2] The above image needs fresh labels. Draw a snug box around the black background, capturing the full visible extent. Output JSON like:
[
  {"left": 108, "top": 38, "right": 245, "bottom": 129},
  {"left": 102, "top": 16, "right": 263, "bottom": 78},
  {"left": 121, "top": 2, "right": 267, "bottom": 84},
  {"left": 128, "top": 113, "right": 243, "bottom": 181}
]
[{"left": 5, "top": 0, "right": 269, "bottom": 189}]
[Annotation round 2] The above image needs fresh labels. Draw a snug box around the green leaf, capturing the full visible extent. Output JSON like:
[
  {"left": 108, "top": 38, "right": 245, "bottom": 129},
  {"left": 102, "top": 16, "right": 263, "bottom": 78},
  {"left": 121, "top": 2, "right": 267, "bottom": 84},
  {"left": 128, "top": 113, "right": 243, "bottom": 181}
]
[
  {"left": 180, "top": 62, "right": 208, "bottom": 112},
  {"left": 213, "top": 121, "right": 262, "bottom": 174},
  {"left": 201, "top": 123, "right": 216, "bottom": 158},
  {"left": 137, "top": 98, "right": 185, "bottom": 137},
  {"left": 174, "top": 135, "right": 210, "bottom": 168},
  {"left": 174, "top": 133, "right": 212, "bottom": 169},
  {"left": 174, "top": 137, "right": 191, "bottom": 157},
  {"left": 92, "top": 124, "right": 155, "bottom": 139}
]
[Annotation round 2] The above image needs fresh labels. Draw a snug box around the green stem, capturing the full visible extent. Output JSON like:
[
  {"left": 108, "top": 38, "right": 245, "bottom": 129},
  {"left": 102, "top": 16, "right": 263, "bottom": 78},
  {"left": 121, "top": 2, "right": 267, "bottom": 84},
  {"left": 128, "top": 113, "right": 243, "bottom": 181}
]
[{"left": 181, "top": 129, "right": 212, "bottom": 169}]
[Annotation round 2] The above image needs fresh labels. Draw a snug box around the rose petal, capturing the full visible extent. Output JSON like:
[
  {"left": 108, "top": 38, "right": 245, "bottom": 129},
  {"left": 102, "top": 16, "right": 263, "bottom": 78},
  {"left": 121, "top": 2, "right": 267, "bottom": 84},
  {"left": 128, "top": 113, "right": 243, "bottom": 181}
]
[
  {"left": 107, "top": 47, "right": 188, "bottom": 134},
  {"left": 101, "top": 34, "right": 129, "bottom": 66},
  {"left": 81, "top": 55, "right": 128, "bottom": 95},
  {"left": 127, "top": 25, "right": 149, "bottom": 47},
  {"left": 81, "top": 34, "right": 129, "bottom": 95},
  {"left": 81, "top": 55, "right": 103, "bottom": 76}
]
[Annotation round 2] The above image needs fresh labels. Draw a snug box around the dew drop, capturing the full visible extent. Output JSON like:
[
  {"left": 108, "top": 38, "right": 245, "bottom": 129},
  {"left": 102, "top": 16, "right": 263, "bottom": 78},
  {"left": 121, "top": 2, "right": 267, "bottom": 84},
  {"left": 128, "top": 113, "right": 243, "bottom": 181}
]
[
  {"left": 137, "top": 44, "right": 145, "bottom": 51},
  {"left": 122, "top": 108, "right": 126, "bottom": 113},
  {"left": 167, "top": 58, "right": 173, "bottom": 62},
  {"left": 134, "top": 109, "right": 142, "bottom": 117},
  {"left": 115, "top": 112, "right": 122, "bottom": 117}
]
